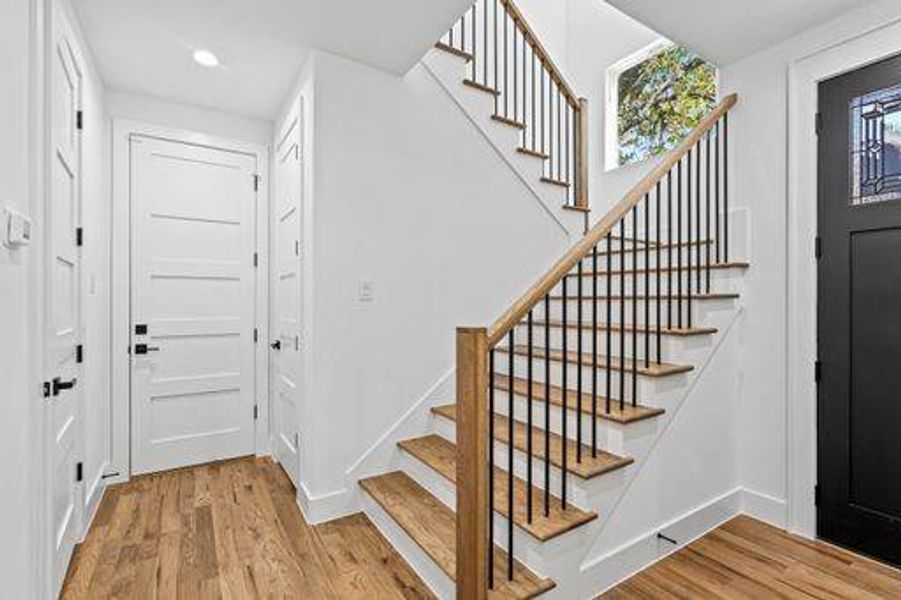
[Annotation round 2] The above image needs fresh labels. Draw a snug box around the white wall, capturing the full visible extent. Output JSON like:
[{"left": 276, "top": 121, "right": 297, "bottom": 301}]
[
  {"left": 0, "top": 0, "right": 39, "bottom": 595},
  {"left": 293, "top": 50, "right": 572, "bottom": 503},
  {"left": 105, "top": 90, "right": 272, "bottom": 145},
  {"left": 720, "top": 0, "right": 901, "bottom": 525}
]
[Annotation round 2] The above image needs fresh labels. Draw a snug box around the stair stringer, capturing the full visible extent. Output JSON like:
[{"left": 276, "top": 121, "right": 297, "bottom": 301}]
[{"left": 422, "top": 48, "right": 585, "bottom": 238}]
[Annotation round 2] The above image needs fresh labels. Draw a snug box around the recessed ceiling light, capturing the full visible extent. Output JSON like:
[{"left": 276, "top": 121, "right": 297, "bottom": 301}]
[{"left": 192, "top": 49, "right": 219, "bottom": 68}]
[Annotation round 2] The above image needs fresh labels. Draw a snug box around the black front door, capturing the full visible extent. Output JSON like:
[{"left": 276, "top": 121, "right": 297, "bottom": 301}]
[{"left": 818, "top": 54, "right": 901, "bottom": 567}]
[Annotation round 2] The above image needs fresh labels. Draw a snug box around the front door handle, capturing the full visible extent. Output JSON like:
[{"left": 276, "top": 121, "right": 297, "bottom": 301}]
[
  {"left": 270, "top": 340, "right": 281, "bottom": 351},
  {"left": 52, "top": 377, "right": 77, "bottom": 396},
  {"left": 134, "top": 344, "right": 160, "bottom": 355}
]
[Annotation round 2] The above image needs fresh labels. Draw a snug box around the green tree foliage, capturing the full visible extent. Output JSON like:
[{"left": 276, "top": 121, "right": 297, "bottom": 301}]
[{"left": 618, "top": 46, "right": 717, "bottom": 166}]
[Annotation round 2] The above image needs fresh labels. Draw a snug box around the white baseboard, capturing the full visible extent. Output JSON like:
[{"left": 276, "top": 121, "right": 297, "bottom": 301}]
[
  {"left": 296, "top": 480, "right": 357, "bottom": 525},
  {"left": 741, "top": 487, "right": 788, "bottom": 529},
  {"left": 77, "top": 461, "right": 109, "bottom": 545},
  {"left": 582, "top": 487, "right": 743, "bottom": 597}
]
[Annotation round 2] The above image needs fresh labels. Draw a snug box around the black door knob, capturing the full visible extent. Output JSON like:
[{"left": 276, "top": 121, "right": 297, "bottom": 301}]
[{"left": 270, "top": 340, "right": 282, "bottom": 351}]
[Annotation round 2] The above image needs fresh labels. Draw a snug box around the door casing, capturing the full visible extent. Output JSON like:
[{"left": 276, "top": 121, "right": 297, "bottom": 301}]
[{"left": 109, "top": 120, "right": 270, "bottom": 482}]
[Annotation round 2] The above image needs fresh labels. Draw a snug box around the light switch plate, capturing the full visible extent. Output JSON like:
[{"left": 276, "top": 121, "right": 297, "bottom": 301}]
[{"left": 2, "top": 207, "right": 33, "bottom": 248}]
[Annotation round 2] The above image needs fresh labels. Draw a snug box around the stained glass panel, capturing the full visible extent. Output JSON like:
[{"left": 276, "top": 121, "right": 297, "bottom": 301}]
[{"left": 850, "top": 83, "right": 901, "bottom": 205}]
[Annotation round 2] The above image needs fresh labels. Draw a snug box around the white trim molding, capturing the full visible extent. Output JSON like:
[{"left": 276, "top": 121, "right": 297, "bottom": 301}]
[
  {"left": 109, "top": 119, "right": 270, "bottom": 481},
  {"left": 786, "top": 15, "right": 901, "bottom": 540}
]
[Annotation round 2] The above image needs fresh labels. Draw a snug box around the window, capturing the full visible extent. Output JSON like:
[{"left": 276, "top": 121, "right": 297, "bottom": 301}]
[
  {"left": 850, "top": 83, "right": 901, "bottom": 206},
  {"left": 606, "top": 41, "right": 717, "bottom": 169}
]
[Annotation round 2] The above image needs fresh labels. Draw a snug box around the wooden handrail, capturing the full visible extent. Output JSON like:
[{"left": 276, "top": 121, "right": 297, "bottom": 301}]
[
  {"left": 486, "top": 93, "right": 738, "bottom": 346},
  {"left": 499, "top": 0, "right": 579, "bottom": 108}
]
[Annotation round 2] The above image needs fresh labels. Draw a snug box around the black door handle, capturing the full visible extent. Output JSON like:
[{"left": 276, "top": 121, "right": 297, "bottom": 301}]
[
  {"left": 270, "top": 340, "right": 281, "bottom": 351},
  {"left": 52, "top": 377, "right": 77, "bottom": 396},
  {"left": 134, "top": 344, "right": 160, "bottom": 355}
]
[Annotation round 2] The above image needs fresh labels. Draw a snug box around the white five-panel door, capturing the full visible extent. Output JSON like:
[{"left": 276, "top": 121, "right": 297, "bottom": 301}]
[
  {"left": 47, "top": 13, "right": 84, "bottom": 593},
  {"left": 130, "top": 136, "right": 258, "bottom": 475},
  {"left": 272, "top": 103, "right": 303, "bottom": 488}
]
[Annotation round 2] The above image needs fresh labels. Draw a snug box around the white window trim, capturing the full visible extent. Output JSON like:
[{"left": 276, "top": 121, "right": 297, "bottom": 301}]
[{"left": 605, "top": 38, "right": 673, "bottom": 172}]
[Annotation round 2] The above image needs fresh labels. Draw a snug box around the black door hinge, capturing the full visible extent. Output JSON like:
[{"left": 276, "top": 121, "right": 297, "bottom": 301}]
[
  {"left": 76, "top": 110, "right": 84, "bottom": 131},
  {"left": 76, "top": 462, "right": 83, "bottom": 483},
  {"left": 815, "top": 360, "right": 822, "bottom": 383},
  {"left": 815, "top": 236, "right": 822, "bottom": 260},
  {"left": 76, "top": 344, "right": 84, "bottom": 364},
  {"left": 43, "top": 381, "right": 51, "bottom": 398},
  {"left": 76, "top": 227, "right": 83, "bottom": 247},
  {"left": 253, "top": 174, "right": 260, "bottom": 192},
  {"left": 101, "top": 471, "right": 121, "bottom": 480},
  {"left": 253, "top": 405, "right": 259, "bottom": 420},
  {"left": 253, "top": 328, "right": 258, "bottom": 343},
  {"left": 815, "top": 112, "right": 823, "bottom": 136},
  {"left": 253, "top": 252, "right": 258, "bottom": 268}
]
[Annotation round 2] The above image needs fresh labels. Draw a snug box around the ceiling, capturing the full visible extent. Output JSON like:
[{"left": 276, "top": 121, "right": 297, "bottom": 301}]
[
  {"left": 73, "top": 0, "right": 473, "bottom": 120},
  {"left": 605, "top": 0, "right": 877, "bottom": 65}
]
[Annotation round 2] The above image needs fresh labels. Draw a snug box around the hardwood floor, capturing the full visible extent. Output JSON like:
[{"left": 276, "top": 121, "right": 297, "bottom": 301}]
[
  {"left": 603, "top": 515, "right": 901, "bottom": 598},
  {"left": 61, "top": 457, "right": 434, "bottom": 599}
]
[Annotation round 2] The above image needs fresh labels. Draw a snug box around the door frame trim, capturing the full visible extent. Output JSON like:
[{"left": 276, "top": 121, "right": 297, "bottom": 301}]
[
  {"left": 109, "top": 118, "right": 270, "bottom": 482},
  {"left": 787, "top": 15, "right": 901, "bottom": 539}
]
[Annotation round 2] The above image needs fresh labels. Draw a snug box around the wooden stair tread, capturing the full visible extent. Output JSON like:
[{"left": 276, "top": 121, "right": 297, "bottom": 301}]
[
  {"left": 548, "top": 292, "right": 740, "bottom": 301},
  {"left": 398, "top": 435, "right": 597, "bottom": 541},
  {"left": 432, "top": 404, "right": 633, "bottom": 479},
  {"left": 497, "top": 345, "right": 693, "bottom": 377},
  {"left": 517, "top": 147, "right": 549, "bottom": 160},
  {"left": 435, "top": 42, "right": 473, "bottom": 61},
  {"left": 562, "top": 204, "right": 590, "bottom": 213},
  {"left": 540, "top": 177, "right": 570, "bottom": 188},
  {"left": 463, "top": 78, "right": 501, "bottom": 96},
  {"left": 359, "top": 472, "right": 555, "bottom": 598},
  {"left": 492, "top": 374, "right": 664, "bottom": 424},
  {"left": 522, "top": 319, "right": 717, "bottom": 337},
  {"left": 567, "top": 261, "right": 750, "bottom": 278},
  {"left": 492, "top": 114, "right": 526, "bottom": 129}
]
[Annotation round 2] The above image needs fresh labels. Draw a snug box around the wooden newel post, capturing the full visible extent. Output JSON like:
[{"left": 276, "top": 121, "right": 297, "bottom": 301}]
[
  {"left": 456, "top": 327, "right": 489, "bottom": 600},
  {"left": 576, "top": 97, "right": 589, "bottom": 210}
]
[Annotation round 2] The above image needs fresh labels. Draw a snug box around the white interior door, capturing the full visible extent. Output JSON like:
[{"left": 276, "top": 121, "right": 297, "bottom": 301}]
[
  {"left": 130, "top": 136, "right": 257, "bottom": 475},
  {"left": 46, "top": 14, "right": 83, "bottom": 594},
  {"left": 272, "top": 103, "right": 303, "bottom": 488}
]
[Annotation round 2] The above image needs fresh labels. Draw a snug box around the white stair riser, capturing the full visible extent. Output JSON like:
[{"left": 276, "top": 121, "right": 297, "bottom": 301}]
[
  {"left": 557, "top": 267, "right": 744, "bottom": 296},
  {"left": 360, "top": 491, "right": 455, "bottom": 599},
  {"left": 397, "top": 449, "right": 585, "bottom": 570},
  {"left": 509, "top": 326, "right": 715, "bottom": 361},
  {"left": 494, "top": 353, "right": 692, "bottom": 401},
  {"left": 432, "top": 412, "right": 629, "bottom": 508},
  {"left": 542, "top": 296, "right": 738, "bottom": 325}
]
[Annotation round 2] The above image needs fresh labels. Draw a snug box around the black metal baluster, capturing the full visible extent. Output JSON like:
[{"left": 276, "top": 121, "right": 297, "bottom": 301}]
[
  {"left": 631, "top": 206, "right": 638, "bottom": 407},
  {"left": 677, "top": 159, "right": 683, "bottom": 329},
  {"left": 644, "top": 193, "right": 650, "bottom": 368},
  {"left": 656, "top": 180, "right": 662, "bottom": 364},
  {"left": 541, "top": 64, "right": 546, "bottom": 173},
  {"left": 531, "top": 48, "right": 536, "bottom": 151},
  {"left": 605, "top": 233, "right": 612, "bottom": 417},
  {"left": 522, "top": 27, "right": 527, "bottom": 147},
  {"left": 715, "top": 121, "right": 721, "bottom": 263},
  {"left": 494, "top": 0, "right": 499, "bottom": 114},
  {"left": 513, "top": 24, "right": 518, "bottom": 124},
  {"left": 619, "top": 220, "right": 625, "bottom": 413},
  {"left": 706, "top": 131, "right": 712, "bottom": 293},
  {"left": 561, "top": 275, "right": 568, "bottom": 508},
  {"left": 695, "top": 141, "right": 701, "bottom": 295},
  {"left": 527, "top": 309, "right": 533, "bottom": 524},
  {"left": 503, "top": 10, "right": 508, "bottom": 118},
  {"left": 667, "top": 171, "right": 673, "bottom": 332},
  {"left": 687, "top": 148, "right": 693, "bottom": 329},
  {"left": 543, "top": 294, "right": 551, "bottom": 518},
  {"left": 576, "top": 259, "right": 583, "bottom": 464},
  {"left": 488, "top": 349, "right": 495, "bottom": 589},
  {"left": 724, "top": 113, "right": 730, "bottom": 262},
  {"left": 592, "top": 244, "right": 598, "bottom": 457},
  {"left": 507, "top": 330, "right": 514, "bottom": 581},
  {"left": 461, "top": 11, "right": 466, "bottom": 54},
  {"left": 557, "top": 88, "right": 562, "bottom": 182}
]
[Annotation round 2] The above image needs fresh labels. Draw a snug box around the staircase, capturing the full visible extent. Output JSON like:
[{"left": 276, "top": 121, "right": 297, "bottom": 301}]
[{"left": 357, "top": 1, "right": 744, "bottom": 597}]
